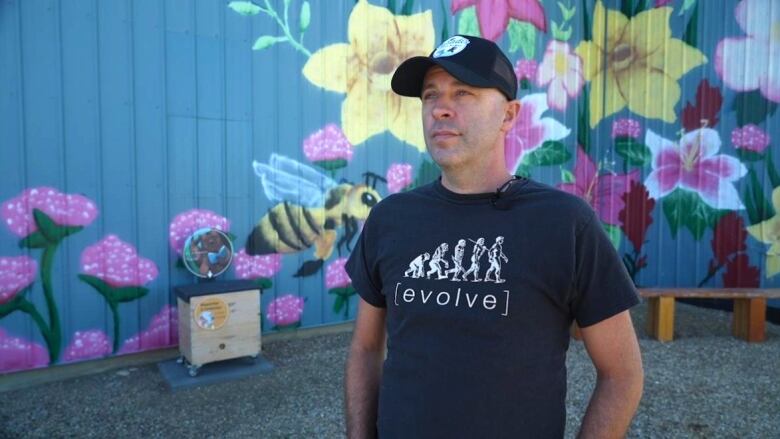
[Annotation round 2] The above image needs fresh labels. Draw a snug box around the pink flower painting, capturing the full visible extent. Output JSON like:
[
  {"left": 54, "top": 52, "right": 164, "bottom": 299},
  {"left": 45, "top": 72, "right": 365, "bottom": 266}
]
[
  {"left": 1, "top": 187, "right": 98, "bottom": 237},
  {"left": 386, "top": 163, "right": 414, "bottom": 194},
  {"left": 504, "top": 93, "right": 571, "bottom": 172},
  {"left": 514, "top": 59, "right": 538, "bottom": 83},
  {"left": 715, "top": 0, "right": 780, "bottom": 102},
  {"left": 169, "top": 209, "right": 230, "bottom": 255},
  {"left": 119, "top": 305, "right": 178, "bottom": 354},
  {"left": 0, "top": 256, "right": 37, "bottom": 305},
  {"left": 451, "top": 0, "right": 547, "bottom": 41},
  {"left": 611, "top": 118, "right": 642, "bottom": 139},
  {"left": 62, "top": 330, "right": 111, "bottom": 362},
  {"left": 80, "top": 235, "right": 158, "bottom": 288},
  {"left": 233, "top": 249, "right": 282, "bottom": 279},
  {"left": 731, "top": 124, "right": 771, "bottom": 153},
  {"left": 558, "top": 148, "right": 640, "bottom": 226},
  {"left": 536, "top": 41, "right": 584, "bottom": 111},
  {"left": 266, "top": 294, "right": 305, "bottom": 327},
  {"left": 0, "top": 328, "right": 49, "bottom": 373},
  {"left": 325, "top": 257, "right": 352, "bottom": 289},
  {"left": 303, "top": 124, "right": 354, "bottom": 164},
  {"left": 644, "top": 129, "right": 748, "bottom": 210}
]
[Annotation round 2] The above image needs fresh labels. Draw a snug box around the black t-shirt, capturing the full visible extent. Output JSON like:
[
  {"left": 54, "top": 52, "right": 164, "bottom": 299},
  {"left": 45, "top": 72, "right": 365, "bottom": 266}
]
[{"left": 346, "top": 177, "right": 639, "bottom": 439}]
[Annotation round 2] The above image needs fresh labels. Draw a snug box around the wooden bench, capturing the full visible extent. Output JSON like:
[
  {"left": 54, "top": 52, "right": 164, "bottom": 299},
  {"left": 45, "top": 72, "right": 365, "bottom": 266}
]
[
  {"left": 570, "top": 288, "right": 780, "bottom": 342},
  {"left": 640, "top": 288, "right": 780, "bottom": 342}
]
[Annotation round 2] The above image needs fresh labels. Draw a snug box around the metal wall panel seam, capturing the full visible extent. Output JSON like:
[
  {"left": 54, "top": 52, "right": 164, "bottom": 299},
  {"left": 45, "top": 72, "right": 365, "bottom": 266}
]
[
  {"left": 160, "top": 0, "right": 173, "bottom": 309},
  {"left": 128, "top": 0, "right": 142, "bottom": 336},
  {"left": 14, "top": 0, "right": 33, "bottom": 344},
  {"left": 55, "top": 0, "right": 73, "bottom": 336},
  {"left": 193, "top": 0, "right": 200, "bottom": 206}
]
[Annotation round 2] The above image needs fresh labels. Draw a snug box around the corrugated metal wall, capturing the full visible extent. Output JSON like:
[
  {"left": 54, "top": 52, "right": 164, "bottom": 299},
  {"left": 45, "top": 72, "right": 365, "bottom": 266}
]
[{"left": 1, "top": 0, "right": 779, "bottom": 373}]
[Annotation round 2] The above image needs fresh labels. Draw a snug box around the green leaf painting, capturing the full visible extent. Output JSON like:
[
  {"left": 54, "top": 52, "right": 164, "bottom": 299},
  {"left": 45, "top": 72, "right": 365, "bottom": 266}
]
[
  {"left": 400, "top": 0, "right": 415, "bottom": 15},
  {"left": 411, "top": 158, "right": 441, "bottom": 189},
  {"left": 735, "top": 149, "right": 765, "bottom": 163},
  {"left": 577, "top": 86, "right": 591, "bottom": 153},
  {"left": 521, "top": 141, "right": 571, "bottom": 167},
  {"left": 439, "top": 0, "right": 449, "bottom": 42},
  {"left": 680, "top": 0, "right": 697, "bottom": 15},
  {"left": 31, "top": 209, "right": 82, "bottom": 244},
  {"left": 457, "top": 7, "right": 480, "bottom": 37},
  {"left": 744, "top": 168, "right": 775, "bottom": 225},
  {"left": 255, "top": 278, "right": 274, "bottom": 290},
  {"left": 233, "top": 0, "right": 312, "bottom": 57},
  {"left": 662, "top": 189, "right": 728, "bottom": 240},
  {"left": 560, "top": 168, "right": 575, "bottom": 183},
  {"left": 551, "top": 21, "right": 573, "bottom": 41},
  {"left": 507, "top": 20, "right": 536, "bottom": 58},
  {"left": 733, "top": 91, "right": 779, "bottom": 126},
  {"left": 603, "top": 223, "right": 622, "bottom": 250},
  {"left": 314, "top": 159, "right": 348, "bottom": 171},
  {"left": 253, "top": 35, "right": 288, "bottom": 51},
  {"left": 228, "top": 1, "right": 262, "bottom": 16},
  {"left": 19, "top": 231, "right": 49, "bottom": 249},
  {"left": 766, "top": 149, "right": 780, "bottom": 189},
  {"left": 299, "top": 1, "right": 311, "bottom": 32},
  {"left": 682, "top": 1, "right": 699, "bottom": 48},
  {"left": 329, "top": 286, "right": 356, "bottom": 318},
  {"left": 78, "top": 274, "right": 149, "bottom": 353},
  {"left": 558, "top": 1, "right": 576, "bottom": 21},
  {"left": 615, "top": 138, "right": 651, "bottom": 167}
]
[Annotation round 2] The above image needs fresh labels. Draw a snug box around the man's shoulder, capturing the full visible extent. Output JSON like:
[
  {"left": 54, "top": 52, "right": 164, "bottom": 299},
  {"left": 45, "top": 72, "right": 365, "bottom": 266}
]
[
  {"left": 374, "top": 182, "right": 436, "bottom": 211},
  {"left": 517, "top": 179, "right": 594, "bottom": 216}
]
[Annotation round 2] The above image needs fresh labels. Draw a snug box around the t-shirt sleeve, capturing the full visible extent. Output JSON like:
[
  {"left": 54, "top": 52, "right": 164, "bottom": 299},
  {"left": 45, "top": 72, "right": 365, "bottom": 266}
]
[
  {"left": 345, "top": 211, "right": 386, "bottom": 308},
  {"left": 571, "top": 209, "right": 639, "bottom": 327}
]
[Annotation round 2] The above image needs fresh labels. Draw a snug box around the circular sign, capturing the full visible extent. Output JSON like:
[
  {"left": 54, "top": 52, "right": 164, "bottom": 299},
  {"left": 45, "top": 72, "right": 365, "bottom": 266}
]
[
  {"left": 433, "top": 36, "right": 470, "bottom": 58},
  {"left": 194, "top": 297, "right": 229, "bottom": 330},
  {"left": 182, "top": 227, "right": 234, "bottom": 278}
]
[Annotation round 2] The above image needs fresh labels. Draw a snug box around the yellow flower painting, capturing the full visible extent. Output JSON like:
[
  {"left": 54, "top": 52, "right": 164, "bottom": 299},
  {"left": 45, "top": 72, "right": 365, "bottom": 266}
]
[
  {"left": 575, "top": 2, "right": 707, "bottom": 127},
  {"left": 303, "top": 0, "right": 434, "bottom": 152},
  {"left": 747, "top": 187, "right": 780, "bottom": 278}
]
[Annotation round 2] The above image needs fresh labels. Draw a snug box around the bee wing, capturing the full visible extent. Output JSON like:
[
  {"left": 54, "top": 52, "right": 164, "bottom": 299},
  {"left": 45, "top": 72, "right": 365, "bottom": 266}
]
[{"left": 252, "top": 154, "right": 337, "bottom": 207}]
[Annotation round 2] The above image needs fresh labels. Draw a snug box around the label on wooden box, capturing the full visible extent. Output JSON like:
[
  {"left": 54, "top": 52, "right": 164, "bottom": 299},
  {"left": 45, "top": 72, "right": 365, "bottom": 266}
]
[{"left": 194, "top": 297, "right": 229, "bottom": 330}]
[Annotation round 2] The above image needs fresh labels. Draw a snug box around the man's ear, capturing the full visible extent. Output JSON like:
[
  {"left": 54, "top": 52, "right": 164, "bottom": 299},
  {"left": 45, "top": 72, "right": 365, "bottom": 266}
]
[{"left": 501, "top": 100, "right": 521, "bottom": 132}]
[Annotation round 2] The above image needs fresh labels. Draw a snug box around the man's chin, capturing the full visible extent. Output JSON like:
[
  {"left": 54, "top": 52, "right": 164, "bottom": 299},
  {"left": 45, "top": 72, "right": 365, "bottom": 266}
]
[{"left": 426, "top": 151, "right": 463, "bottom": 170}]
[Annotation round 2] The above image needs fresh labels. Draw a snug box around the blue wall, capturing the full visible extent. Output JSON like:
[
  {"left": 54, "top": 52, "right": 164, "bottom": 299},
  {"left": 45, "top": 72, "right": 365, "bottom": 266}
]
[{"left": 1, "top": 0, "right": 779, "bottom": 372}]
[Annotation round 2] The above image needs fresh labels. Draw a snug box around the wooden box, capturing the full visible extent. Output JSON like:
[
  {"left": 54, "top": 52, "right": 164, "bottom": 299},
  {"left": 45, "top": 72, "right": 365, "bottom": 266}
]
[{"left": 176, "top": 280, "right": 261, "bottom": 372}]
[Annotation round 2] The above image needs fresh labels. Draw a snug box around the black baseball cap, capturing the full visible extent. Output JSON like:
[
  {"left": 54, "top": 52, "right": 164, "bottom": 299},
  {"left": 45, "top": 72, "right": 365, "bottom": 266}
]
[{"left": 391, "top": 35, "right": 517, "bottom": 100}]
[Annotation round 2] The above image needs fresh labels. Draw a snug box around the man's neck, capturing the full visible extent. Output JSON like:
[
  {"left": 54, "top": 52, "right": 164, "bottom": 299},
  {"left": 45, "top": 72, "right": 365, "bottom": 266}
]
[{"left": 440, "top": 167, "right": 513, "bottom": 194}]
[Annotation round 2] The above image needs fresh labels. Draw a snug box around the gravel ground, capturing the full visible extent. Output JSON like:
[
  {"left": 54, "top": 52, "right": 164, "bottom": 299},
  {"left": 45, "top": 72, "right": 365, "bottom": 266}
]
[{"left": 1, "top": 301, "right": 779, "bottom": 438}]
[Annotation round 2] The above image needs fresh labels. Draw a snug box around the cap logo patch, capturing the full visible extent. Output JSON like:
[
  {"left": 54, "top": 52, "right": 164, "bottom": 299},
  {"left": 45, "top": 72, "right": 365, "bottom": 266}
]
[{"left": 432, "top": 36, "right": 470, "bottom": 58}]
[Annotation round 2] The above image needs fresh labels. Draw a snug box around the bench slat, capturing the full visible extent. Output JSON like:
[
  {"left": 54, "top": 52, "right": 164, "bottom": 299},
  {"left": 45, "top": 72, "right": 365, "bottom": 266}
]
[{"left": 639, "top": 288, "right": 780, "bottom": 299}]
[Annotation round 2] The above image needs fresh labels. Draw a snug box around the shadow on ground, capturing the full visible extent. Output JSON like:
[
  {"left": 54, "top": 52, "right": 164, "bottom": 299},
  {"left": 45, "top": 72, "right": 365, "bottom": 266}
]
[{"left": 1, "top": 302, "right": 779, "bottom": 438}]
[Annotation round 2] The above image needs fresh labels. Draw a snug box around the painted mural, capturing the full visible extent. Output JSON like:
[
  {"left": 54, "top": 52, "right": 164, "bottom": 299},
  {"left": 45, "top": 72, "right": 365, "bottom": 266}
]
[{"left": 1, "top": 0, "right": 778, "bottom": 374}]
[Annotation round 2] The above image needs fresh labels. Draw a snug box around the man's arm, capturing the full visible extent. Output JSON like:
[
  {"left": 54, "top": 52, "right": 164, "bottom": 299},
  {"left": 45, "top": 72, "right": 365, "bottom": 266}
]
[
  {"left": 577, "top": 310, "right": 644, "bottom": 439},
  {"left": 345, "top": 297, "right": 387, "bottom": 439}
]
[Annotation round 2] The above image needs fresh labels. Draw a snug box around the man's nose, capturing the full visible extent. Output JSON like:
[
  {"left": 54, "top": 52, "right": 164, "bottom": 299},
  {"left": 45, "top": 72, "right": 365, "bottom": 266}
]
[{"left": 431, "top": 98, "right": 453, "bottom": 119}]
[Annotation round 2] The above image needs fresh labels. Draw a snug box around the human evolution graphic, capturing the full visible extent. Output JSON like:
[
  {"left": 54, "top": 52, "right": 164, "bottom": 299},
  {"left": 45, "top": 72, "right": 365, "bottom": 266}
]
[{"left": 404, "top": 236, "right": 509, "bottom": 283}]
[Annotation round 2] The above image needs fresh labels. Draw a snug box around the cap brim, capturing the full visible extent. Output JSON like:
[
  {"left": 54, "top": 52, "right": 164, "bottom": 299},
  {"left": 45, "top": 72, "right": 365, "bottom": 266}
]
[{"left": 391, "top": 56, "right": 501, "bottom": 98}]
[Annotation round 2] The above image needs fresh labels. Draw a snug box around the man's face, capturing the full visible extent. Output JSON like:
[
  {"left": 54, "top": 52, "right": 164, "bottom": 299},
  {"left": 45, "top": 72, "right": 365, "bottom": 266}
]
[{"left": 421, "top": 66, "right": 513, "bottom": 172}]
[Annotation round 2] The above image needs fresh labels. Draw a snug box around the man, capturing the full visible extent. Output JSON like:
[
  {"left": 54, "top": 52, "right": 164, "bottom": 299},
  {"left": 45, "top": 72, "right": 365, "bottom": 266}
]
[
  {"left": 345, "top": 35, "right": 643, "bottom": 439},
  {"left": 425, "top": 242, "right": 450, "bottom": 280},
  {"left": 446, "top": 238, "right": 467, "bottom": 281},
  {"left": 484, "top": 235, "right": 508, "bottom": 283},
  {"left": 403, "top": 252, "right": 430, "bottom": 279}
]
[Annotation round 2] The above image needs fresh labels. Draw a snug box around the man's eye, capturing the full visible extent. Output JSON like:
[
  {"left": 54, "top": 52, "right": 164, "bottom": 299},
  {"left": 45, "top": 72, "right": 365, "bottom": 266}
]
[
  {"left": 456, "top": 90, "right": 471, "bottom": 96},
  {"left": 422, "top": 92, "right": 437, "bottom": 100}
]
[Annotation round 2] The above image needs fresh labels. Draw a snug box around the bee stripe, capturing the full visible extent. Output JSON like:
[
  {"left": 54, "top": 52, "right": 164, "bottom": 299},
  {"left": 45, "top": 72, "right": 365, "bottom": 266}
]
[
  {"left": 269, "top": 206, "right": 304, "bottom": 250},
  {"left": 283, "top": 201, "right": 313, "bottom": 247},
  {"left": 301, "top": 207, "right": 322, "bottom": 236}
]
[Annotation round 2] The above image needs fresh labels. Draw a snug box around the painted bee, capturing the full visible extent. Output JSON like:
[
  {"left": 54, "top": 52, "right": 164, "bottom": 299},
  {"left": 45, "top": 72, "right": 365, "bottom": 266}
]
[{"left": 246, "top": 154, "right": 384, "bottom": 277}]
